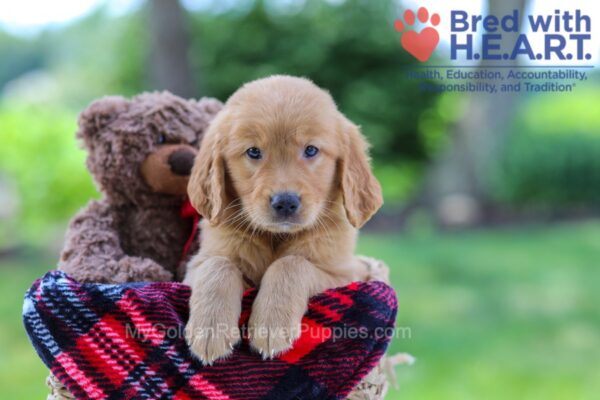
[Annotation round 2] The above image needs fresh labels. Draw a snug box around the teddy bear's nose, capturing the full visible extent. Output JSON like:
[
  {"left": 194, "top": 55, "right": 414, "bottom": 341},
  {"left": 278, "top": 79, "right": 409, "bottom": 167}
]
[{"left": 168, "top": 149, "right": 195, "bottom": 176}]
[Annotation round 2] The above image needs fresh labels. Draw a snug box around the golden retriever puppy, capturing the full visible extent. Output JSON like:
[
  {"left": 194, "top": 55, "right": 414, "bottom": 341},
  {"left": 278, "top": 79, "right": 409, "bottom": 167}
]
[{"left": 184, "top": 75, "right": 382, "bottom": 365}]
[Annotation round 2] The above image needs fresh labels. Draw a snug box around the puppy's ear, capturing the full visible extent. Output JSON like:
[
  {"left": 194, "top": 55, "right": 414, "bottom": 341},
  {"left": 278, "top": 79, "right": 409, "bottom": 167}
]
[
  {"left": 339, "top": 117, "right": 383, "bottom": 228},
  {"left": 187, "top": 113, "right": 228, "bottom": 224}
]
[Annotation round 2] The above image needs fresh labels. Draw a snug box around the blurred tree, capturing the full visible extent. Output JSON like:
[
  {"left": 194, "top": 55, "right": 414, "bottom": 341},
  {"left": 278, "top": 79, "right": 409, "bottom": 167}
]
[
  {"left": 148, "top": 0, "right": 196, "bottom": 97},
  {"left": 412, "top": 0, "right": 529, "bottom": 226},
  {"left": 0, "top": 31, "right": 45, "bottom": 89}
]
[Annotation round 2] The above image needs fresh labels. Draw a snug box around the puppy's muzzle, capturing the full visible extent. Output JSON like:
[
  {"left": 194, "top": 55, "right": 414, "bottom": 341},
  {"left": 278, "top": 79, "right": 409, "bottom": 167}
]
[{"left": 270, "top": 192, "right": 301, "bottom": 218}]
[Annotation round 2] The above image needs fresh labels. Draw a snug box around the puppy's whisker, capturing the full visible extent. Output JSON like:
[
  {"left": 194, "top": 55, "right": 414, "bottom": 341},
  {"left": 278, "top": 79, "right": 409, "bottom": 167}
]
[
  {"left": 317, "top": 207, "right": 344, "bottom": 240},
  {"left": 221, "top": 201, "right": 244, "bottom": 222},
  {"left": 321, "top": 214, "right": 341, "bottom": 233},
  {"left": 248, "top": 210, "right": 266, "bottom": 242},
  {"left": 222, "top": 213, "right": 246, "bottom": 229},
  {"left": 315, "top": 212, "right": 340, "bottom": 233},
  {"left": 233, "top": 211, "right": 254, "bottom": 234},
  {"left": 230, "top": 217, "right": 250, "bottom": 233},
  {"left": 239, "top": 208, "right": 260, "bottom": 240},
  {"left": 222, "top": 199, "right": 242, "bottom": 213},
  {"left": 320, "top": 207, "right": 343, "bottom": 229},
  {"left": 224, "top": 210, "right": 247, "bottom": 226},
  {"left": 313, "top": 215, "right": 334, "bottom": 245}
]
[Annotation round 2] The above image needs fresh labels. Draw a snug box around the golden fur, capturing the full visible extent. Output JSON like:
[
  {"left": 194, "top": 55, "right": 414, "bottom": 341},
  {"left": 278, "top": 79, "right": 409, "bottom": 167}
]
[{"left": 184, "top": 75, "right": 383, "bottom": 364}]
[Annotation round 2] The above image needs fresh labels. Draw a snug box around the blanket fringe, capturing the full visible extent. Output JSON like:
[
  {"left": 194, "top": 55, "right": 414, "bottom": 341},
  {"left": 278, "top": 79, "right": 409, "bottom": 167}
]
[{"left": 46, "top": 374, "right": 75, "bottom": 400}]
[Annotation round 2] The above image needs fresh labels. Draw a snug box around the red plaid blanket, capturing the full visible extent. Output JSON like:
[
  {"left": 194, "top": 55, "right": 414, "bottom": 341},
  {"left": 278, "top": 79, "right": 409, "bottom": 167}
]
[{"left": 23, "top": 271, "right": 396, "bottom": 399}]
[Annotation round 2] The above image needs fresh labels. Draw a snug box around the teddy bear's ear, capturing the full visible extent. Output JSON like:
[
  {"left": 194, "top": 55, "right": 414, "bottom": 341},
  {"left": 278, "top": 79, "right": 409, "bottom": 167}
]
[
  {"left": 194, "top": 97, "right": 224, "bottom": 117},
  {"left": 77, "top": 96, "right": 130, "bottom": 149}
]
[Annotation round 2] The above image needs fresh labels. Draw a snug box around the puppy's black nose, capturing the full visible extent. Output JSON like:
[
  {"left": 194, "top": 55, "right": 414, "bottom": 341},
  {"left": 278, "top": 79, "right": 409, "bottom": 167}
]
[
  {"left": 168, "top": 149, "right": 195, "bottom": 176},
  {"left": 271, "top": 192, "right": 301, "bottom": 218}
]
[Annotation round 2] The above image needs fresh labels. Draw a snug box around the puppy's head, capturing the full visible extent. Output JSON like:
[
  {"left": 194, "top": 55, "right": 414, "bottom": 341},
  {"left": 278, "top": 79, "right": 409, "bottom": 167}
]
[{"left": 189, "top": 76, "right": 382, "bottom": 232}]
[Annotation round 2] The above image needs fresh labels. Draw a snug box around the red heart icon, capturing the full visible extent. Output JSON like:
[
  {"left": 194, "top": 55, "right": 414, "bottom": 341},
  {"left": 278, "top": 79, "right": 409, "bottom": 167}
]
[{"left": 401, "top": 27, "right": 439, "bottom": 62}]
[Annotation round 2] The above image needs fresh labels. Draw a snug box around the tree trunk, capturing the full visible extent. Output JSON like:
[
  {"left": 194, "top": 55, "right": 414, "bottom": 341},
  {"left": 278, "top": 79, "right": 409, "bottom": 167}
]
[
  {"left": 415, "top": 0, "right": 528, "bottom": 226},
  {"left": 148, "top": 0, "right": 196, "bottom": 98}
]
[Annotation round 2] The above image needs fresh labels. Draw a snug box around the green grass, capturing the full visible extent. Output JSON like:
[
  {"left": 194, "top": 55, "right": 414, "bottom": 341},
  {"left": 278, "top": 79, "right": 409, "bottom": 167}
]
[
  {"left": 358, "top": 222, "right": 600, "bottom": 400},
  {"left": 0, "top": 255, "right": 55, "bottom": 399},
  {"left": 2, "top": 221, "right": 600, "bottom": 399}
]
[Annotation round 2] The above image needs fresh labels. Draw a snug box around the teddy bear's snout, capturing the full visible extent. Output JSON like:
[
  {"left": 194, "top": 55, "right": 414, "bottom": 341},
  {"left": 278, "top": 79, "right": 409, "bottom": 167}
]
[{"left": 168, "top": 149, "right": 196, "bottom": 176}]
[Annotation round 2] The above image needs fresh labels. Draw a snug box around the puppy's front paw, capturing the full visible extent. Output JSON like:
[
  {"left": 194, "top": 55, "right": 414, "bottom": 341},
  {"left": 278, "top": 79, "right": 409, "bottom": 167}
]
[
  {"left": 248, "top": 301, "right": 304, "bottom": 359},
  {"left": 185, "top": 312, "right": 241, "bottom": 366}
]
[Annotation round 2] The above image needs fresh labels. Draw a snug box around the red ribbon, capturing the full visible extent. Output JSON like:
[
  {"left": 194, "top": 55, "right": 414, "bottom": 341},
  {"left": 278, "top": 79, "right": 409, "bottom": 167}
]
[
  {"left": 179, "top": 200, "right": 255, "bottom": 287},
  {"left": 180, "top": 198, "right": 201, "bottom": 263}
]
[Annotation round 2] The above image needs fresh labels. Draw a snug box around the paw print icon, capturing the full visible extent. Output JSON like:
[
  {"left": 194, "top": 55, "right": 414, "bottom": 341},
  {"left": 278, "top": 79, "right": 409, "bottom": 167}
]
[{"left": 395, "top": 7, "right": 440, "bottom": 62}]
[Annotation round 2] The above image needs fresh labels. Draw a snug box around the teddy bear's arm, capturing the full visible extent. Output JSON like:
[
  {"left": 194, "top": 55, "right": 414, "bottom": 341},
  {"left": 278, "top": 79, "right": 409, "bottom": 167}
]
[{"left": 58, "top": 200, "right": 173, "bottom": 283}]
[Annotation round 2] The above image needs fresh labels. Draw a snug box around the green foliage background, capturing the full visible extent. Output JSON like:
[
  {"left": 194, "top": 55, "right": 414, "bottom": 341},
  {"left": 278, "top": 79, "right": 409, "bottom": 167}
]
[
  {"left": 1, "top": 0, "right": 599, "bottom": 240},
  {"left": 0, "top": 0, "right": 440, "bottom": 241},
  {"left": 0, "top": 105, "right": 96, "bottom": 242},
  {"left": 491, "top": 88, "right": 600, "bottom": 207}
]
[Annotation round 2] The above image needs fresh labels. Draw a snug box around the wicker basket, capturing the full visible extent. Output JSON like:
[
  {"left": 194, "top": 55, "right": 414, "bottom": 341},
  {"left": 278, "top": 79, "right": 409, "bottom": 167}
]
[{"left": 46, "top": 256, "right": 409, "bottom": 399}]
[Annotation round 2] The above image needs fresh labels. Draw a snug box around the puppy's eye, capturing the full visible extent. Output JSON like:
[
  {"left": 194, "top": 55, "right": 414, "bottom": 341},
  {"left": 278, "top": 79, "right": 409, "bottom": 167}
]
[
  {"left": 304, "top": 145, "right": 319, "bottom": 158},
  {"left": 246, "top": 147, "right": 262, "bottom": 160},
  {"left": 157, "top": 133, "right": 167, "bottom": 144}
]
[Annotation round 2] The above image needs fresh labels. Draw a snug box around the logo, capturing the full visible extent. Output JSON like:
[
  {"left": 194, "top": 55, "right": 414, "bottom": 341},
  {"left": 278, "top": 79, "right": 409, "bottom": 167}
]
[
  {"left": 449, "top": 10, "right": 592, "bottom": 61},
  {"left": 398, "top": 6, "right": 595, "bottom": 95},
  {"left": 394, "top": 7, "right": 593, "bottom": 63},
  {"left": 395, "top": 7, "right": 441, "bottom": 62}
]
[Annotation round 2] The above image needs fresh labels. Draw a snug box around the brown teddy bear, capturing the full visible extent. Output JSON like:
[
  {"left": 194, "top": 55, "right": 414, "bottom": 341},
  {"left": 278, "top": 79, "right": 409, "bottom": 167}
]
[{"left": 58, "top": 91, "right": 222, "bottom": 283}]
